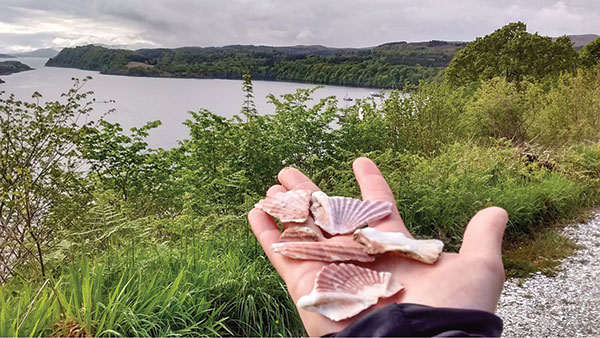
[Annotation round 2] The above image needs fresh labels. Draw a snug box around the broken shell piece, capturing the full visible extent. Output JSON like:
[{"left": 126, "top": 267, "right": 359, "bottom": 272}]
[
  {"left": 272, "top": 241, "right": 375, "bottom": 262},
  {"left": 310, "top": 191, "right": 393, "bottom": 235},
  {"left": 353, "top": 227, "right": 444, "bottom": 264},
  {"left": 297, "top": 263, "right": 404, "bottom": 321},
  {"left": 280, "top": 226, "right": 322, "bottom": 242},
  {"left": 255, "top": 190, "right": 311, "bottom": 223}
]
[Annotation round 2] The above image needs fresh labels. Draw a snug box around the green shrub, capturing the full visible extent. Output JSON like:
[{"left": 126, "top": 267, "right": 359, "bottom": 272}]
[
  {"left": 461, "top": 78, "right": 527, "bottom": 142},
  {"left": 315, "top": 142, "right": 594, "bottom": 249},
  {"left": 528, "top": 69, "right": 600, "bottom": 146}
]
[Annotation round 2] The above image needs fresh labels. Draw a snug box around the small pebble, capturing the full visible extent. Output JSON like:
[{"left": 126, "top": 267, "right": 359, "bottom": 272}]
[{"left": 497, "top": 210, "right": 600, "bottom": 337}]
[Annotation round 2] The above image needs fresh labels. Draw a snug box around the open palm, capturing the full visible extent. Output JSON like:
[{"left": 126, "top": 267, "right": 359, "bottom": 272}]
[{"left": 248, "top": 157, "right": 507, "bottom": 336}]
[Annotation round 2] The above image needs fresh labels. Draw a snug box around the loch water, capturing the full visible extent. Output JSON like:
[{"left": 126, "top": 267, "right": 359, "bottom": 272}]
[{"left": 1, "top": 57, "right": 382, "bottom": 148}]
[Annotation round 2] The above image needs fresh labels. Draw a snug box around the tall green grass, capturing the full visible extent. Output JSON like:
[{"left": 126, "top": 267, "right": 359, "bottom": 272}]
[
  {"left": 0, "top": 280, "right": 59, "bottom": 337},
  {"left": 1, "top": 232, "right": 303, "bottom": 337}
]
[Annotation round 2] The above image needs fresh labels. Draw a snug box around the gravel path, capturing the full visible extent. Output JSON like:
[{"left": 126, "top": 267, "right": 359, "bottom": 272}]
[{"left": 497, "top": 210, "right": 600, "bottom": 337}]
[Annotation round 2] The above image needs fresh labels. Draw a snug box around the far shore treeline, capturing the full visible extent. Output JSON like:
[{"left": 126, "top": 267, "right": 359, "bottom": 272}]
[
  {"left": 46, "top": 40, "right": 465, "bottom": 88},
  {"left": 2, "top": 22, "right": 600, "bottom": 337}
]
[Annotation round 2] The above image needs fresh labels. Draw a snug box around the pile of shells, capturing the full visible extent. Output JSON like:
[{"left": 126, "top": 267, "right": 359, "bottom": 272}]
[{"left": 255, "top": 190, "right": 445, "bottom": 321}]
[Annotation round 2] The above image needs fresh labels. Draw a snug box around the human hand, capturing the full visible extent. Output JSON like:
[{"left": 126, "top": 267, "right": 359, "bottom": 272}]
[{"left": 248, "top": 157, "right": 507, "bottom": 337}]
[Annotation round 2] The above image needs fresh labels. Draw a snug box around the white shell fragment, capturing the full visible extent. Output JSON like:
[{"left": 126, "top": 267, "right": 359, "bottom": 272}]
[
  {"left": 255, "top": 190, "right": 311, "bottom": 223},
  {"left": 310, "top": 191, "right": 393, "bottom": 235},
  {"left": 272, "top": 241, "right": 375, "bottom": 262},
  {"left": 353, "top": 227, "right": 444, "bottom": 264},
  {"left": 297, "top": 263, "right": 404, "bottom": 321},
  {"left": 279, "top": 226, "right": 322, "bottom": 242}
]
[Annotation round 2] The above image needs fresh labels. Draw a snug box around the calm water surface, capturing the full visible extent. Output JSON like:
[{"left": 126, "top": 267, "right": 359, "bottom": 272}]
[{"left": 1, "top": 57, "right": 382, "bottom": 148}]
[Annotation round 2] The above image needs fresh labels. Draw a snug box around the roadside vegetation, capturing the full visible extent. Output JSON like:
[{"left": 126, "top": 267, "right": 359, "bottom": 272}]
[{"left": 2, "top": 22, "right": 600, "bottom": 336}]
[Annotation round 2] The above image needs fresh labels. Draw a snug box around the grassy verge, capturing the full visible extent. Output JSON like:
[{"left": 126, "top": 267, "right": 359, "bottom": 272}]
[
  {"left": 503, "top": 206, "right": 596, "bottom": 279},
  {"left": 503, "top": 224, "right": 581, "bottom": 279}
]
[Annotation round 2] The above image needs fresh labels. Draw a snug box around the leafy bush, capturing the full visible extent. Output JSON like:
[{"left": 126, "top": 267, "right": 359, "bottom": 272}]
[
  {"left": 528, "top": 69, "right": 600, "bottom": 146},
  {"left": 461, "top": 77, "right": 527, "bottom": 142}
]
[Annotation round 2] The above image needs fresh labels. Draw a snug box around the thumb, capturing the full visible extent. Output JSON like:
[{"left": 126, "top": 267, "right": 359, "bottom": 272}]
[{"left": 459, "top": 207, "right": 508, "bottom": 261}]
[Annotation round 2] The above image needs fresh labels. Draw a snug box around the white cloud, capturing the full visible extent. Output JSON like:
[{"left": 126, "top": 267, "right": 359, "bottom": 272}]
[
  {"left": 5, "top": 45, "right": 36, "bottom": 53},
  {"left": 528, "top": 1, "right": 586, "bottom": 36},
  {"left": 295, "top": 27, "right": 316, "bottom": 44}
]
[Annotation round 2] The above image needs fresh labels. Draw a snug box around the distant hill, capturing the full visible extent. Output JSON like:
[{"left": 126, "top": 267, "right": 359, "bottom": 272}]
[
  {"left": 46, "top": 41, "right": 466, "bottom": 89},
  {"left": 0, "top": 53, "right": 15, "bottom": 58},
  {"left": 12, "top": 48, "right": 60, "bottom": 58},
  {"left": 559, "top": 34, "right": 599, "bottom": 50}
]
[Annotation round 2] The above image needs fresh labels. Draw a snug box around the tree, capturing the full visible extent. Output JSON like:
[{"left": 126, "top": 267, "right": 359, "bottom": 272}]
[
  {"left": 80, "top": 119, "right": 177, "bottom": 216},
  {"left": 580, "top": 37, "right": 600, "bottom": 68},
  {"left": 0, "top": 78, "right": 96, "bottom": 281},
  {"left": 445, "top": 22, "right": 578, "bottom": 86}
]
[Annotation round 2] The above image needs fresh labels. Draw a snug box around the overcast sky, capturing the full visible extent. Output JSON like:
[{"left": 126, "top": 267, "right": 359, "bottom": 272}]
[{"left": 1, "top": 0, "right": 599, "bottom": 53}]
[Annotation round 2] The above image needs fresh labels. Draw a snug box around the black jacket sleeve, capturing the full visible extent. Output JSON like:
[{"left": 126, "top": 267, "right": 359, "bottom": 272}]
[{"left": 323, "top": 303, "right": 503, "bottom": 337}]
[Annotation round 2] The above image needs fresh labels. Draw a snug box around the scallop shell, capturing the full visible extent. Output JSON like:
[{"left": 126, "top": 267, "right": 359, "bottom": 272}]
[
  {"left": 297, "top": 263, "right": 404, "bottom": 321},
  {"left": 255, "top": 190, "right": 311, "bottom": 223},
  {"left": 279, "top": 226, "right": 322, "bottom": 242},
  {"left": 271, "top": 241, "right": 375, "bottom": 262},
  {"left": 353, "top": 227, "right": 444, "bottom": 264},
  {"left": 310, "top": 191, "right": 393, "bottom": 235}
]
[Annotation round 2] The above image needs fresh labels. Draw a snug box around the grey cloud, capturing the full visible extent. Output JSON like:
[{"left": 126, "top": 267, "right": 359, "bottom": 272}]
[{"left": 1, "top": 0, "right": 599, "bottom": 53}]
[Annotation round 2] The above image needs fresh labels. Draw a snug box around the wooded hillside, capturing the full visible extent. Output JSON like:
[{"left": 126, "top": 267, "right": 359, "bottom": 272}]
[{"left": 46, "top": 41, "right": 465, "bottom": 88}]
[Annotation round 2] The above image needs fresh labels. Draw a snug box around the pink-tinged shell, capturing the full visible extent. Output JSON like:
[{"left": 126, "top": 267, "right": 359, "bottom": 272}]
[
  {"left": 353, "top": 227, "right": 444, "bottom": 264},
  {"left": 255, "top": 190, "right": 311, "bottom": 223},
  {"left": 271, "top": 241, "right": 375, "bottom": 262},
  {"left": 297, "top": 263, "right": 404, "bottom": 321},
  {"left": 310, "top": 191, "right": 393, "bottom": 235},
  {"left": 279, "top": 226, "right": 322, "bottom": 242}
]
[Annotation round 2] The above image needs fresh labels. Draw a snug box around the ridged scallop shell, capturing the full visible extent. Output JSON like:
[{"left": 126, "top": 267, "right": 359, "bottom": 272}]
[
  {"left": 297, "top": 263, "right": 404, "bottom": 321},
  {"left": 271, "top": 241, "right": 375, "bottom": 262},
  {"left": 353, "top": 227, "right": 444, "bottom": 264},
  {"left": 279, "top": 226, "right": 322, "bottom": 242},
  {"left": 310, "top": 191, "right": 393, "bottom": 235},
  {"left": 255, "top": 190, "right": 311, "bottom": 223}
]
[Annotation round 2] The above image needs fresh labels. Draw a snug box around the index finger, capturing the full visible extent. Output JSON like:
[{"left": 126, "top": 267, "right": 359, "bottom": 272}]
[
  {"left": 352, "top": 157, "right": 411, "bottom": 236},
  {"left": 278, "top": 167, "right": 320, "bottom": 192}
]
